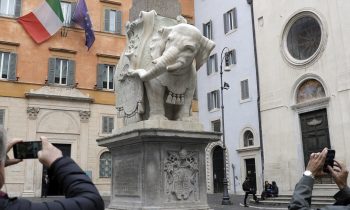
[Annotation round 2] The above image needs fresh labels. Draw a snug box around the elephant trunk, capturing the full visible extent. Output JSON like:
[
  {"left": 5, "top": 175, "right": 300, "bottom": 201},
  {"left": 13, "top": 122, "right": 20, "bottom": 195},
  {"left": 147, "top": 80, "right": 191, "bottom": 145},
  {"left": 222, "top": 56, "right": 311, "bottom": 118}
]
[{"left": 140, "top": 47, "right": 180, "bottom": 81}]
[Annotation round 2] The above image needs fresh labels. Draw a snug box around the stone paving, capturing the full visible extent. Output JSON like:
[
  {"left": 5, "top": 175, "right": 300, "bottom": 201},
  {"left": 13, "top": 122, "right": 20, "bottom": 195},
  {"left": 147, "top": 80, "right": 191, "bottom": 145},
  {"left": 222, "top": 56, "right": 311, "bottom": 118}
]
[{"left": 24, "top": 193, "right": 288, "bottom": 210}]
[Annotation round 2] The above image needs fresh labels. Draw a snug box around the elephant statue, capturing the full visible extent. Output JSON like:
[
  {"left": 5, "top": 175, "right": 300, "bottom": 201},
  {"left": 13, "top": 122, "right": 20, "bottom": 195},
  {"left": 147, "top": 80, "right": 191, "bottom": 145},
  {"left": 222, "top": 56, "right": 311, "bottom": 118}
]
[{"left": 128, "top": 23, "right": 215, "bottom": 121}]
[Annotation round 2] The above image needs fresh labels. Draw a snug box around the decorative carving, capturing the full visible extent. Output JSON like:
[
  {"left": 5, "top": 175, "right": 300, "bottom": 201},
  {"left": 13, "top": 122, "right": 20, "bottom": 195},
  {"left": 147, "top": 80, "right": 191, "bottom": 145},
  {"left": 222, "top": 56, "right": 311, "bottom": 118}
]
[
  {"left": 115, "top": 10, "right": 215, "bottom": 125},
  {"left": 79, "top": 111, "right": 91, "bottom": 122},
  {"left": 164, "top": 148, "right": 199, "bottom": 201},
  {"left": 27, "top": 107, "right": 40, "bottom": 120},
  {"left": 307, "top": 118, "right": 323, "bottom": 126}
]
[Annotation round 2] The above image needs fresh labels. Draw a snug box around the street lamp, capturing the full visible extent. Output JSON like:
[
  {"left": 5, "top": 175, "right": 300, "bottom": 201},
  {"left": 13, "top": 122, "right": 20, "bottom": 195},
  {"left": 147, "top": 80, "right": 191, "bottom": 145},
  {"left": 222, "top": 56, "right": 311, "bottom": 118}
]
[{"left": 220, "top": 47, "right": 231, "bottom": 205}]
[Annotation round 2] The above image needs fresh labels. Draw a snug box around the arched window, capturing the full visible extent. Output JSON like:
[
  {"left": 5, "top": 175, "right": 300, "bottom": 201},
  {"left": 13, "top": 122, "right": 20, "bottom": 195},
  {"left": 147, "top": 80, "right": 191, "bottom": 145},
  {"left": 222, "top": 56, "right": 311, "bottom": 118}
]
[
  {"left": 243, "top": 130, "right": 254, "bottom": 147},
  {"left": 297, "top": 79, "right": 325, "bottom": 103},
  {"left": 99, "top": 151, "right": 112, "bottom": 178}
]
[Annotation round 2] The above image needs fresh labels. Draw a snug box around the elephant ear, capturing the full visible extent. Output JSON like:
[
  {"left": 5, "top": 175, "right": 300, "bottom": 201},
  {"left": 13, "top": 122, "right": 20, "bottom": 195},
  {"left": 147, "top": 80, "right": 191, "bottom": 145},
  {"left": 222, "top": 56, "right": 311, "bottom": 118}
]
[
  {"left": 150, "top": 27, "right": 171, "bottom": 60},
  {"left": 195, "top": 37, "right": 216, "bottom": 70}
]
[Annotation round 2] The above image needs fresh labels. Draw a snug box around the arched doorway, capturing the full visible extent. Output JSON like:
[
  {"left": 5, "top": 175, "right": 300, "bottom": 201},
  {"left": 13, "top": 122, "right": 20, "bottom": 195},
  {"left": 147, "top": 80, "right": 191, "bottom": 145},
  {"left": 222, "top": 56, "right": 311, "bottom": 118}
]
[
  {"left": 296, "top": 79, "right": 332, "bottom": 183},
  {"left": 212, "top": 146, "right": 224, "bottom": 193}
]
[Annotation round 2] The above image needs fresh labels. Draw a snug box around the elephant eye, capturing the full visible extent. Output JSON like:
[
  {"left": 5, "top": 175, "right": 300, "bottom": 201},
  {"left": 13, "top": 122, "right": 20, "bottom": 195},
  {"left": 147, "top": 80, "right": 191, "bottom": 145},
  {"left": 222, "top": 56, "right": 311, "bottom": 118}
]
[{"left": 184, "top": 45, "right": 195, "bottom": 52}]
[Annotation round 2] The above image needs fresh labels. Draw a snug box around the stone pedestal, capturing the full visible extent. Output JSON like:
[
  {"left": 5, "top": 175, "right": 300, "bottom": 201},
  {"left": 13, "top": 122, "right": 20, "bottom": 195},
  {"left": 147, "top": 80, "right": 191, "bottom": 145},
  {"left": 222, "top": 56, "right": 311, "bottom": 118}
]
[{"left": 97, "top": 123, "right": 220, "bottom": 210}]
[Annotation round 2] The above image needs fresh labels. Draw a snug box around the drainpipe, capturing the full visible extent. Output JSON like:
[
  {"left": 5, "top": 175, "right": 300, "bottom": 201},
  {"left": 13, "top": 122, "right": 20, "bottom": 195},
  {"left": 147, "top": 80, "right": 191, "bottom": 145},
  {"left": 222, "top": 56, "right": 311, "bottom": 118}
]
[
  {"left": 231, "top": 164, "right": 236, "bottom": 194},
  {"left": 247, "top": 0, "right": 265, "bottom": 190}
]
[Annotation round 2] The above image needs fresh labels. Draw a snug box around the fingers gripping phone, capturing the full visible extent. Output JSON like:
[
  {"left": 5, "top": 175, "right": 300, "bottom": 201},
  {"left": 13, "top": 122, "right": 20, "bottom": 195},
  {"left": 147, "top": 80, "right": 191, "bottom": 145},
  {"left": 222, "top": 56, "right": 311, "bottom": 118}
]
[
  {"left": 13, "top": 141, "right": 42, "bottom": 159},
  {"left": 323, "top": 149, "right": 335, "bottom": 173}
]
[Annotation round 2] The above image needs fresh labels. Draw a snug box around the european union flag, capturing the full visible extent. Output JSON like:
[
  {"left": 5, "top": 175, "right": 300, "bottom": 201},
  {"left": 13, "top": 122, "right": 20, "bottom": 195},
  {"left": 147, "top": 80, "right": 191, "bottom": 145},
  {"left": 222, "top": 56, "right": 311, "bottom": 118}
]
[{"left": 72, "top": 0, "right": 95, "bottom": 50}]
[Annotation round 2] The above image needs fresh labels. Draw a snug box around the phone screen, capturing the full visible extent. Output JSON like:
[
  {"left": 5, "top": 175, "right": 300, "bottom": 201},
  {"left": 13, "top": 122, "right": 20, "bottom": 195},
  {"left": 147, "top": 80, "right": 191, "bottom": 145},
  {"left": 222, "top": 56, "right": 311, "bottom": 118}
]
[
  {"left": 323, "top": 149, "right": 335, "bottom": 173},
  {"left": 13, "top": 141, "right": 42, "bottom": 159}
]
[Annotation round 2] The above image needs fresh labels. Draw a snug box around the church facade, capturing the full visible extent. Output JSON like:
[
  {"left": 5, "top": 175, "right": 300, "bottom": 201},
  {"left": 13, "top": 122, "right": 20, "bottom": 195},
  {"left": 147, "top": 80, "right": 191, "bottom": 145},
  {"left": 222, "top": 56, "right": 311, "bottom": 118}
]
[{"left": 253, "top": 0, "right": 350, "bottom": 193}]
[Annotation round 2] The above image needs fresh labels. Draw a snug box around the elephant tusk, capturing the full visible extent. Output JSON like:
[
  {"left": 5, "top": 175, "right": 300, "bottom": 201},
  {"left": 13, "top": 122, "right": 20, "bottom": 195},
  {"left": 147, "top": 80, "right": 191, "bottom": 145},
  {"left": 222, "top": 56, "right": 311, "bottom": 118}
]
[{"left": 166, "top": 61, "right": 184, "bottom": 72}]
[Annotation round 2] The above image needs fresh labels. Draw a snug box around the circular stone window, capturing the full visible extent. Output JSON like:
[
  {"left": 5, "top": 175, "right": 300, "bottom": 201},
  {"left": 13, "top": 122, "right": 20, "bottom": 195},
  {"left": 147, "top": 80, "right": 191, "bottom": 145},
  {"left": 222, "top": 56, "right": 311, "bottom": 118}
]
[{"left": 282, "top": 11, "right": 326, "bottom": 66}]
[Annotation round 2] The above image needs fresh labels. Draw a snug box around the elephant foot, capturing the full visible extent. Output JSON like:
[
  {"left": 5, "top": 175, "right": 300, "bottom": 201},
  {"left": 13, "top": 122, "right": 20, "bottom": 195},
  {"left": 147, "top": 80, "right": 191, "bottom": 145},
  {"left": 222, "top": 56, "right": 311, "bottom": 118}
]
[{"left": 148, "top": 114, "right": 168, "bottom": 121}]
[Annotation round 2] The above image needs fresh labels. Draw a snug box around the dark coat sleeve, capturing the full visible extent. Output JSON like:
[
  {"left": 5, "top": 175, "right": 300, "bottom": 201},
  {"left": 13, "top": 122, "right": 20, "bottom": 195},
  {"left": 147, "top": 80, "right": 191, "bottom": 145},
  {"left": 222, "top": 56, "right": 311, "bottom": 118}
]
[
  {"left": 5, "top": 157, "right": 104, "bottom": 210},
  {"left": 288, "top": 176, "right": 350, "bottom": 210}
]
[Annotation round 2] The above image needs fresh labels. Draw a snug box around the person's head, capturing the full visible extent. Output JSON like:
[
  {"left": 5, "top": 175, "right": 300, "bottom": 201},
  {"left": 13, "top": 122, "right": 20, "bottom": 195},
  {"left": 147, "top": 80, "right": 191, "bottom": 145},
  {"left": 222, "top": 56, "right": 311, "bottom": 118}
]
[
  {"left": 0, "top": 126, "right": 7, "bottom": 188},
  {"left": 265, "top": 180, "right": 269, "bottom": 185},
  {"left": 272, "top": 181, "right": 277, "bottom": 186}
]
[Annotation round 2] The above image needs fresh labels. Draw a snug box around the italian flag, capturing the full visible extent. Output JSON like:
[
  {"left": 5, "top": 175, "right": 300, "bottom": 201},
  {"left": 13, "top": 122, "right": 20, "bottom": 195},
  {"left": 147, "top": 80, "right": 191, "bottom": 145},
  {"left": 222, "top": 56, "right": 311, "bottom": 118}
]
[{"left": 18, "top": 0, "right": 64, "bottom": 44}]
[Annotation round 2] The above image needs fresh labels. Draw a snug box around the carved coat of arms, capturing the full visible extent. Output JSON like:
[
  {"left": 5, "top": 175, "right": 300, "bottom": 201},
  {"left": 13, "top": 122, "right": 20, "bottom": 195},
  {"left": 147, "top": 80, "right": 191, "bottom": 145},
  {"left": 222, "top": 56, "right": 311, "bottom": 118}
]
[{"left": 164, "top": 149, "right": 199, "bottom": 201}]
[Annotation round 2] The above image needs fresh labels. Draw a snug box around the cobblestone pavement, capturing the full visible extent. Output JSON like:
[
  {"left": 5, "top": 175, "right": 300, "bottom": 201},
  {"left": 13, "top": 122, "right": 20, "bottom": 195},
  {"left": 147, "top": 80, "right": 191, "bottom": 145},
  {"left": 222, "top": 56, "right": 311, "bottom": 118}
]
[{"left": 24, "top": 193, "right": 288, "bottom": 210}]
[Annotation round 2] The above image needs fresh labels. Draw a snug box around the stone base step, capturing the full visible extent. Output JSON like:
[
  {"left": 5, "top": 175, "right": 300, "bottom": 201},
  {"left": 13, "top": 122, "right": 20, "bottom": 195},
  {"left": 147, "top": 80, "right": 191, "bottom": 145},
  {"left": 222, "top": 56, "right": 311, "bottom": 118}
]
[{"left": 250, "top": 194, "right": 335, "bottom": 207}]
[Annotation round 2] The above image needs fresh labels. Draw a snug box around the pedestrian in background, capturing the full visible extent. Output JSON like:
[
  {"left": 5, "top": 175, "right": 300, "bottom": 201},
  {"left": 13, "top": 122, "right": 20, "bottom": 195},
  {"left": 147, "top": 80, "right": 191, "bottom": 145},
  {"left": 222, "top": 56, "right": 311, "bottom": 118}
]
[
  {"left": 271, "top": 181, "right": 279, "bottom": 197},
  {"left": 261, "top": 180, "right": 272, "bottom": 200},
  {"left": 289, "top": 148, "right": 350, "bottom": 209},
  {"left": 242, "top": 177, "right": 259, "bottom": 207}
]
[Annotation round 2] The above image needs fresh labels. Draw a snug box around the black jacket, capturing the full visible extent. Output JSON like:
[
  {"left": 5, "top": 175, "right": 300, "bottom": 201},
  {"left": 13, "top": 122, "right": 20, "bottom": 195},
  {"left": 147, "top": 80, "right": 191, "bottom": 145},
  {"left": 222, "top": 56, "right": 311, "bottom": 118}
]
[
  {"left": 0, "top": 157, "right": 104, "bottom": 210},
  {"left": 289, "top": 176, "right": 350, "bottom": 210}
]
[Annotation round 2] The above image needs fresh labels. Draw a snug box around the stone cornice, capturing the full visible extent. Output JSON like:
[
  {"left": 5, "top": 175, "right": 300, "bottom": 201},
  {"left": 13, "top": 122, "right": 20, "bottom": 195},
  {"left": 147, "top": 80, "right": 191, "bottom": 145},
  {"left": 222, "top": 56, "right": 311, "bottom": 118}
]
[
  {"left": 99, "top": 0, "right": 121, "bottom": 5},
  {"left": 25, "top": 86, "right": 93, "bottom": 103},
  {"left": 0, "top": 40, "right": 20, "bottom": 46},
  {"left": 96, "top": 53, "right": 120, "bottom": 59},
  {"left": 49, "top": 47, "right": 77, "bottom": 54},
  {"left": 236, "top": 146, "right": 261, "bottom": 153}
]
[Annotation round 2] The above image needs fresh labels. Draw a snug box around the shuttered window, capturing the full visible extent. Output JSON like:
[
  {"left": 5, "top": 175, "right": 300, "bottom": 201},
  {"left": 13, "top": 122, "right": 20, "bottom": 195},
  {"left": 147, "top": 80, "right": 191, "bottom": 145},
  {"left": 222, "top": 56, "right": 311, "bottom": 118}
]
[
  {"left": 96, "top": 64, "right": 115, "bottom": 90},
  {"left": 224, "top": 8, "right": 237, "bottom": 34},
  {"left": 211, "top": 120, "right": 221, "bottom": 132},
  {"left": 207, "top": 54, "right": 218, "bottom": 75},
  {"left": 102, "top": 116, "right": 114, "bottom": 134},
  {"left": 203, "top": 20, "right": 213, "bottom": 40},
  {"left": 0, "top": 0, "right": 21, "bottom": 17},
  {"left": 241, "top": 79, "right": 249, "bottom": 100},
  {"left": 104, "top": 9, "right": 122, "bottom": 34},
  {"left": 48, "top": 58, "right": 75, "bottom": 86},
  {"left": 225, "top": 49, "right": 236, "bottom": 66},
  {"left": 207, "top": 90, "right": 220, "bottom": 111},
  {"left": 0, "top": 51, "right": 17, "bottom": 81},
  {"left": 61, "top": 1, "right": 76, "bottom": 27},
  {"left": 0, "top": 109, "right": 4, "bottom": 126}
]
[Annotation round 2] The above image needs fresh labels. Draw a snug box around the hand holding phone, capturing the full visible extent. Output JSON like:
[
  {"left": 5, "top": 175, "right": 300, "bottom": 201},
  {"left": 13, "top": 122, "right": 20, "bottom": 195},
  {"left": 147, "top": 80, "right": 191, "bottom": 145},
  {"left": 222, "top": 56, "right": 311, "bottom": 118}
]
[
  {"left": 323, "top": 149, "right": 335, "bottom": 173},
  {"left": 13, "top": 141, "right": 42, "bottom": 159}
]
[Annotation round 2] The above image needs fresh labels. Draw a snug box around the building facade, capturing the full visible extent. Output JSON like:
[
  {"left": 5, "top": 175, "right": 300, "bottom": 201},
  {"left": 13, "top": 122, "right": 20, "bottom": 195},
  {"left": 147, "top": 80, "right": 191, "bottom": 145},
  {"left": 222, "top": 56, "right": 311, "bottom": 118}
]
[
  {"left": 253, "top": 0, "right": 350, "bottom": 193},
  {"left": 195, "top": 0, "right": 262, "bottom": 194},
  {"left": 0, "top": 0, "right": 193, "bottom": 197}
]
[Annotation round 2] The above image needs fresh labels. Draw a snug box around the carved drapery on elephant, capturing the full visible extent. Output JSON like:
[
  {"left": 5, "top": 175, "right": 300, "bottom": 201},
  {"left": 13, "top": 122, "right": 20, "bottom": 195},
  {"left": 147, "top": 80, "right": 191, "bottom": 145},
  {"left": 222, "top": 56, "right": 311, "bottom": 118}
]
[{"left": 115, "top": 11, "right": 215, "bottom": 125}]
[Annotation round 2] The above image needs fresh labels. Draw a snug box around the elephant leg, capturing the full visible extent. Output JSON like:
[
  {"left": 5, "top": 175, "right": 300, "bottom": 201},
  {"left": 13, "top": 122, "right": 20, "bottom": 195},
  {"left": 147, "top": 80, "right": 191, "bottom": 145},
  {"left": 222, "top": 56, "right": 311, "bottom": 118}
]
[
  {"left": 175, "top": 88, "right": 195, "bottom": 121},
  {"left": 144, "top": 81, "right": 168, "bottom": 120}
]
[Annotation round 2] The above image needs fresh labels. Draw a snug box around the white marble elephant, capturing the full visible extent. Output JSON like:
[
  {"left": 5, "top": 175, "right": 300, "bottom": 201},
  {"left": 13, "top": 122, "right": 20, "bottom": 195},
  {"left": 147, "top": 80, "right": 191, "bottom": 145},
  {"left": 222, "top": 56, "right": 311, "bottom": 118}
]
[{"left": 129, "top": 23, "right": 215, "bottom": 121}]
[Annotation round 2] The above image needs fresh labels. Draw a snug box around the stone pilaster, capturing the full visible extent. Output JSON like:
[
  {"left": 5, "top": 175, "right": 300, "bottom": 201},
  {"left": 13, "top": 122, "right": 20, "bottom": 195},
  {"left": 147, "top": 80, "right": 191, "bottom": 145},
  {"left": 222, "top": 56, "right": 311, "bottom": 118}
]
[
  {"left": 79, "top": 111, "right": 90, "bottom": 170},
  {"left": 22, "top": 107, "right": 40, "bottom": 197}
]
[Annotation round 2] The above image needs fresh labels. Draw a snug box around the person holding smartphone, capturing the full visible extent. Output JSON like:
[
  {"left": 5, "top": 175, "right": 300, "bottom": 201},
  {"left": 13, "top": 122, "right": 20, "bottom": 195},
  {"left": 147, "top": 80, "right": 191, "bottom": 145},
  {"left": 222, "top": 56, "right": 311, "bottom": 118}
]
[
  {"left": 289, "top": 148, "right": 350, "bottom": 210},
  {"left": 0, "top": 127, "right": 104, "bottom": 210}
]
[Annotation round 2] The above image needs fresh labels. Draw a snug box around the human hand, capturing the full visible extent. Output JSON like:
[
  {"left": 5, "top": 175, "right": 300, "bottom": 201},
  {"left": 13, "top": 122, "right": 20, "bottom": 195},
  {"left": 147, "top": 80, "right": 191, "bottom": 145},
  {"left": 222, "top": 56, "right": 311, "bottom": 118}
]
[
  {"left": 5, "top": 138, "right": 23, "bottom": 167},
  {"left": 38, "top": 136, "right": 63, "bottom": 168},
  {"left": 328, "top": 160, "right": 348, "bottom": 190},
  {"left": 306, "top": 147, "right": 328, "bottom": 177}
]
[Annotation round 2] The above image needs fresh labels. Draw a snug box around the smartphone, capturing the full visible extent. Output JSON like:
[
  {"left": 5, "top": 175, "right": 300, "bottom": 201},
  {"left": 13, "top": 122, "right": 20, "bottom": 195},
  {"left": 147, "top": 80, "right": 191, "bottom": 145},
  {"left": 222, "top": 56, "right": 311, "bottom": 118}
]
[
  {"left": 323, "top": 149, "right": 335, "bottom": 173},
  {"left": 13, "top": 141, "right": 42, "bottom": 159}
]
